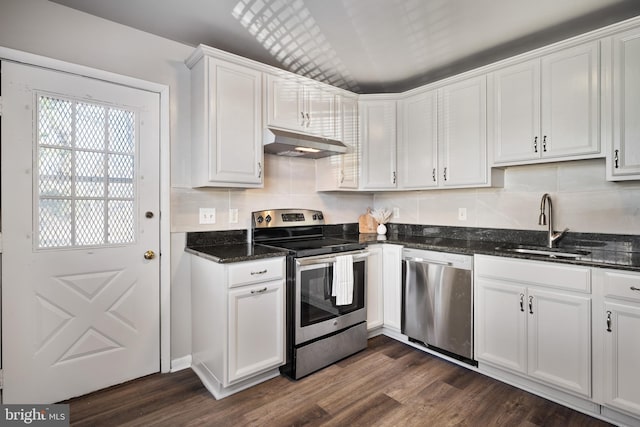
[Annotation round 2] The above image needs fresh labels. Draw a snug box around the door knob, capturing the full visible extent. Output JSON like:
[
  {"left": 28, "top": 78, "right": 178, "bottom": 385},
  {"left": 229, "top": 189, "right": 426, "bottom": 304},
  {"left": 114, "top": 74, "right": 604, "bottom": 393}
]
[{"left": 144, "top": 250, "right": 156, "bottom": 260}]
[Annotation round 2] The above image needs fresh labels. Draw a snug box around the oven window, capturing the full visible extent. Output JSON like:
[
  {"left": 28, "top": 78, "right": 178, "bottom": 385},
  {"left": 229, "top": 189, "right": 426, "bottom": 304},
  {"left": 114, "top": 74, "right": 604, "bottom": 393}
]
[{"left": 299, "top": 260, "right": 365, "bottom": 327}]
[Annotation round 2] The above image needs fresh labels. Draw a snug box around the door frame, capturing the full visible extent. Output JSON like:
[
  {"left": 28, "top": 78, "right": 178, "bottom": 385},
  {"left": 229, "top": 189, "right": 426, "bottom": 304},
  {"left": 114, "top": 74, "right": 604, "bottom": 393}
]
[{"left": 0, "top": 46, "right": 171, "bottom": 373}]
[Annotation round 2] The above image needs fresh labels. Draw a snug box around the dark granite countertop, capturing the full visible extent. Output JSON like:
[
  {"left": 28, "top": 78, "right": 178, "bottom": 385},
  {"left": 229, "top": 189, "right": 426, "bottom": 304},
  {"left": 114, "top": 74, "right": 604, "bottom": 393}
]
[
  {"left": 185, "top": 225, "right": 640, "bottom": 271},
  {"left": 185, "top": 244, "right": 287, "bottom": 263}
]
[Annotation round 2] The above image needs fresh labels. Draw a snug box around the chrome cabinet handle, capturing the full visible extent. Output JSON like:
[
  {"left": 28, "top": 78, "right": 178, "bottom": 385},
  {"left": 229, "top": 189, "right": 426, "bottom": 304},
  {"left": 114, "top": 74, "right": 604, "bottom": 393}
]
[
  {"left": 528, "top": 296, "right": 533, "bottom": 314},
  {"left": 300, "top": 111, "right": 305, "bottom": 126},
  {"left": 534, "top": 136, "right": 538, "bottom": 153},
  {"left": 392, "top": 171, "right": 397, "bottom": 184},
  {"left": 542, "top": 135, "right": 547, "bottom": 152},
  {"left": 340, "top": 170, "right": 345, "bottom": 183},
  {"left": 606, "top": 310, "right": 612, "bottom": 332},
  {"left": 432, "top": 168, "right": 436, "bottom": 182},
  {"left": 520, "top": 293, "right": 525, "bottom": 312},
  {"left": 251, "top": 269, "right": 267, "bottom": 275},
  {"left": 305, "top": 112, "right": 310, "bottom": 127},
  {"left": 443, "top": 167, "right": 447, "bottom": 181},
  {"left": 631, "top": 286, "right": 640, "bottom": 292},
  {"left": 258, "top": 162, "right": 262, "bottom": 179},
  {"left": 251, "top": 287, "right": 268, "bottom": 294},
  {"left": 614, "top": 149, "right": 620, "bottom": 169}
]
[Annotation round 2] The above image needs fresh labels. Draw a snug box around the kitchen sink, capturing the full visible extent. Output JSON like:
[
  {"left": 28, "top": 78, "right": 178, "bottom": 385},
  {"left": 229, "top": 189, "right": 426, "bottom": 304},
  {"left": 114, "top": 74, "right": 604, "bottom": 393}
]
[{"left": 496, "top": 245, "right": 591, "bottom": 259}]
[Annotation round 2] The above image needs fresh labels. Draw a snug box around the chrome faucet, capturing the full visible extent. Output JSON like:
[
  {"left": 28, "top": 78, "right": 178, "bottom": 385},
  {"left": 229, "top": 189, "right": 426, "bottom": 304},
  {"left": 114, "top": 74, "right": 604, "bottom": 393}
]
[{"left": 538, "top": 193, "right": 569, "bottom": 248}]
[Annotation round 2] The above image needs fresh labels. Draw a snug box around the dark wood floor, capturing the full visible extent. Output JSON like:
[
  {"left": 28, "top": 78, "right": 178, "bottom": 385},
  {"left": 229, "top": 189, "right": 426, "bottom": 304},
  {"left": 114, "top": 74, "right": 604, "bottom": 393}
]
[{"left": 65, "top": 335, "right": 612, "bottom": 426}]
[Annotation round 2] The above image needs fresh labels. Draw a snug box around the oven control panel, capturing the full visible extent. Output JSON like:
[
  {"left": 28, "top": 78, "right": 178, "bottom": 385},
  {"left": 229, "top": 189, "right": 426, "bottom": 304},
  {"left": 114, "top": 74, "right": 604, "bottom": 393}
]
[{"left": 252, "top": 209, "right": 325, "bottom": 228}]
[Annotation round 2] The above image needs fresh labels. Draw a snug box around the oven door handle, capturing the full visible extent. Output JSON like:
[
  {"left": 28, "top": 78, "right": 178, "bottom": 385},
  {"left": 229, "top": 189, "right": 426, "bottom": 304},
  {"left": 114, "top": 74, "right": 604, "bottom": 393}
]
[{"left": 295, "top": 250, "right": 369, "bottom": 266}]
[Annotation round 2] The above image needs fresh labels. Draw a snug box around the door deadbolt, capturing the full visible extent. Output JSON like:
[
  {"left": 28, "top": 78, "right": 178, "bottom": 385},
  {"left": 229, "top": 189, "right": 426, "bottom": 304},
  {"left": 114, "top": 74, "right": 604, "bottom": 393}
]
[{"left": 144, "top": 250, "right": 156, "bottom": 260}]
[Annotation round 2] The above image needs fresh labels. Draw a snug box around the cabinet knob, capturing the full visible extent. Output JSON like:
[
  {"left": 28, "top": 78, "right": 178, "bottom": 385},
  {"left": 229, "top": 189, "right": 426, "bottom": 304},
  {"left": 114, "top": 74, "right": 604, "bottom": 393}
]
[{"left": 144, "top": 250, "right": 156, "bottom": 260}]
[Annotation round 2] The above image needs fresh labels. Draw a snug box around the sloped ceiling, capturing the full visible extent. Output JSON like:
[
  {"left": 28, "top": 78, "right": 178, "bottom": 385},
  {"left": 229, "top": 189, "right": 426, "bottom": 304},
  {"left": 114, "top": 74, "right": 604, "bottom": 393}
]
[{"left": 50, "top": 0, "right": 640, "bottom": 93}]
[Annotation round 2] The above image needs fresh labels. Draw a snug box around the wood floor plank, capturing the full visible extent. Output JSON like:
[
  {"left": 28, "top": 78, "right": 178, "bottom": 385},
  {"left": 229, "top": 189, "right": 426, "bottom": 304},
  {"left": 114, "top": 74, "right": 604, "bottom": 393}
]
[{"left": 64, "top": 336, "right": 614, "bottom": 426}]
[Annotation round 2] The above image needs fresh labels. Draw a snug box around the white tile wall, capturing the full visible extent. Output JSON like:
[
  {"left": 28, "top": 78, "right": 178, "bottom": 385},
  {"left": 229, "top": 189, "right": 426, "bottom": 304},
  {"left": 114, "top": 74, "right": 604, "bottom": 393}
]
[
  {"left": 171, "top": 154, "right": 374, "bottom": 232},
  {"left": 375, "top": 159, "right": 640, "bottom": 235}
]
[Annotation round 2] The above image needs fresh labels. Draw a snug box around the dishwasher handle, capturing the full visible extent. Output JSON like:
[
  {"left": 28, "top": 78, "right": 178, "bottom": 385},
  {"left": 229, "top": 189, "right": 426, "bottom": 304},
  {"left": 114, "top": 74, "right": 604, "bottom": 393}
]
[{"left": 403, "top": 256, "right": 452, "bottom": 267}]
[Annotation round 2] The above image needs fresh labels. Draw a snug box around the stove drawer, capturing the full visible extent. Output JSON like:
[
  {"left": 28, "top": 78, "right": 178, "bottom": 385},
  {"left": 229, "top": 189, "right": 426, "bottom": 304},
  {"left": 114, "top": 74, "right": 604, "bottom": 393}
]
[{"left": 228, "top": 257, "right": 285, "bottom": 288}]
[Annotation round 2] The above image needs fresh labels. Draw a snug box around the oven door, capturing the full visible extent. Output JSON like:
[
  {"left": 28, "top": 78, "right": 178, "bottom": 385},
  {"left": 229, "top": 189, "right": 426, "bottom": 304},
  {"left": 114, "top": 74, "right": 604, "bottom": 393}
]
[{"left": 295, "top": 250, "right": 368, "bottom": 344}]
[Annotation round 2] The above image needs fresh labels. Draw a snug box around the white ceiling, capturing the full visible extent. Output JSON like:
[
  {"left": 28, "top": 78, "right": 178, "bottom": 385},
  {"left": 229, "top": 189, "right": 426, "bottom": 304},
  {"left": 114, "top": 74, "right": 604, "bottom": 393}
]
[{"left": 50, "top": 0, "right": 640, "bottom": 93}]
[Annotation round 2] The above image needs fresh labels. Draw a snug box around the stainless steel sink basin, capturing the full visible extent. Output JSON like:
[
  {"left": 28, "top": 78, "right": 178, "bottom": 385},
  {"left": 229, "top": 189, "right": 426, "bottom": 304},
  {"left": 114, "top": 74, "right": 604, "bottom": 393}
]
[{"left": 496, "top": 246, "right": 591, "bottom": 259}]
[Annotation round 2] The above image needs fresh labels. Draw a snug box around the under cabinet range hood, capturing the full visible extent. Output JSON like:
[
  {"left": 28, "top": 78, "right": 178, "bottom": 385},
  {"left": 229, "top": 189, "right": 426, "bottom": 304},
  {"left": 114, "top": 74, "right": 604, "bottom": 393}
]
[{"left": 263, "top": 128, "right": 348, "bottom": 159}]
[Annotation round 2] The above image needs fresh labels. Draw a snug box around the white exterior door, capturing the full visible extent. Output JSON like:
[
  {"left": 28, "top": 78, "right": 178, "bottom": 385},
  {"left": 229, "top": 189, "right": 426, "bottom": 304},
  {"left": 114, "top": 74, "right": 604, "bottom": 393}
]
[{"left": 1, "top": 61, "right": 160, "bottom": 403}]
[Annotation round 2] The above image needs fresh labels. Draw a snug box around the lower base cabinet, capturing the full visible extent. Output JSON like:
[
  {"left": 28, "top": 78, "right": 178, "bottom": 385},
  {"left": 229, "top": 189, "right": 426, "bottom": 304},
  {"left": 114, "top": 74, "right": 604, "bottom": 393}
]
[
  {"left": 599, "top": 269, "right": 640, "bottom": 418},
  {"left": 190, "top": 254, "right": 285, "bottom": 399},
  {"left": 366, "top": 244, "right": 384, "bottom": 331},
  {"left": 475, "top": 255, "right": 592, "bottom": 398}
]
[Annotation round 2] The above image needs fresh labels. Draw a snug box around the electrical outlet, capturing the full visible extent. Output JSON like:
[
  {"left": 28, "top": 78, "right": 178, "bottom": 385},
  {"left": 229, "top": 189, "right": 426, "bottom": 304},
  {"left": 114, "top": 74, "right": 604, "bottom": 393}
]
[
  {"left": 229, "top": 208, "right": 239, "bottom": 224},
  {"left": 458, "top": 207, "right": 467, "bottom": 221},
  {"left": 199, "top": 208, "right": 216, "bottom": 224},
  {"left": 393, "top": 207, "right": 400, "bottom": 219}
]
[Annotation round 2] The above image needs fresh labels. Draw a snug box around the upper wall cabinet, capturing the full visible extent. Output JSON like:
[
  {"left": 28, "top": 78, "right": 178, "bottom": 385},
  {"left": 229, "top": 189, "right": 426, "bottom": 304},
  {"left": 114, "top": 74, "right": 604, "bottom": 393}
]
[
  {"left": 394, "top": 76, "right": 502, "bottom": 190},
  {"left": 605, "top": 28, "right": 640, "bottom": 181},
  {"left": 397, "top": 90, "right": 438, "bottom": 189},
  {"left": 266, "top": 74, "right": 337, "bottom": 140},
  {"left": 359, "top": 99, "right": 397, "bottom": 190},
  {"left": 316, "top": 96, "right": 359, "bottom": 191},
  {"left": 187, "top": 49, "right": 264, "bottom": 188},
  {"left": 492, "top": 41, "right": 601, "bottom": 165}
]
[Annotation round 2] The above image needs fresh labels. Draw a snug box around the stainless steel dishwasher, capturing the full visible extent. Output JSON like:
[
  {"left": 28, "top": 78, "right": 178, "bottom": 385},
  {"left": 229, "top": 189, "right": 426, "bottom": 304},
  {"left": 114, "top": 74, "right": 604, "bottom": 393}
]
[{"left": 401, "top": 248, "right": 476, "bottom": 365}]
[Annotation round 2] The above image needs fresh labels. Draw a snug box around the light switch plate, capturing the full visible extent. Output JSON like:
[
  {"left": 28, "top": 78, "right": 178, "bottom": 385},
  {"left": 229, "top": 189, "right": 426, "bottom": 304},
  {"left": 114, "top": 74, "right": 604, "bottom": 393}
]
[
  {"left": 393, "top": 207, "right": 400, "bottom": 219},
  {"left": 199, "top": 208, "right": 216, "bottom": 224},
  {"left": 458, "top": 208, "right": 467, "bottom": 221},
  {"left": 229, "top": 208, "right": 239, "bottom": 224}
]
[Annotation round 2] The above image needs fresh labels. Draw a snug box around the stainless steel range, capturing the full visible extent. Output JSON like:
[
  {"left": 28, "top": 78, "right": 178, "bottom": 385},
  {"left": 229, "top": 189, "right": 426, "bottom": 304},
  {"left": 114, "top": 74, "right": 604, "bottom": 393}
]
[{"left": 252, "top": 209, "right": 369, "bottom": 379}]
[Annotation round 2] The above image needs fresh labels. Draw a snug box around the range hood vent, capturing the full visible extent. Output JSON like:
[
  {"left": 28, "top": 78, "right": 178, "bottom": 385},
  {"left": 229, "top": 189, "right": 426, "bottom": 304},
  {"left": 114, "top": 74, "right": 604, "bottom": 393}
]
[{"left": 263, "top": 128, "right": 348, "bottom": 159}]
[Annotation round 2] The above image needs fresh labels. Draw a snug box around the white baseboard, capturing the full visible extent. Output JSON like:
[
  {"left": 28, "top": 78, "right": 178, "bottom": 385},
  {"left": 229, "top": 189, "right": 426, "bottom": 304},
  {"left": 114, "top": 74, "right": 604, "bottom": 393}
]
[{"left": 170, "top": 355, "right": 192, "bottom": 372}]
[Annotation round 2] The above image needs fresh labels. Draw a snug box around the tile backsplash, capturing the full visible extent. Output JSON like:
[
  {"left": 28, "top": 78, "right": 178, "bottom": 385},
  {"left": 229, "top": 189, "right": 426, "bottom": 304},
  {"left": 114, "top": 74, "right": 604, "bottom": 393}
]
[{"left": 375, "top": 159, "right": 640, "bottom": 235}]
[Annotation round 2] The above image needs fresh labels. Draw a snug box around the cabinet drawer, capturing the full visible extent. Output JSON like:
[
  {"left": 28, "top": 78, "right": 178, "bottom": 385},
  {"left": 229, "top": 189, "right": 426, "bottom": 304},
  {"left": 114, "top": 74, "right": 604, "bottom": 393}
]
[
  {"left": 603, "top": 270, "right": 640, "bottom": 302},
  {"left": 228, "top": 257, "right": 284, "bottom": 288},
  {"left": 475, "top": 255, "right": 591, "bottom": 293}
]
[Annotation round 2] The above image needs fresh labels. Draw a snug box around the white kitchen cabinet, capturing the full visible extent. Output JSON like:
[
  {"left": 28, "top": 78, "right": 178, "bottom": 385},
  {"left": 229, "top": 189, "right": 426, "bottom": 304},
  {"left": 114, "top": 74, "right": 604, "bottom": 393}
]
[
  {"left": 492, "top": 41, "right": 600, "bottom": 165},
  {"left": 397, "top": 90, "right": 438, "bottom": 189},
  {"left": 366, "top": 244, "right": 384, "bottom": 331},
  {"left": 475, "top": 255, "right": 592, "bottom": 397},
  {"left": 606, "top": 28, "right": 640, "bottom": 181},
  {"left": 266, "top": 74, "right": 337, "bottom": 139},
  {"left": 440, "top": 76, "right": 489, "bottom": 187},
  {"left": 187, "top": 47, "right": 263, "bottom": 188},
  {"left": 315, "top": 96, "right": 359, "bottom": 190},
  {"left": 382, "top": 244, "right": 403, "bottom": 332},
  {"left": 359, "top": 99, "right": 397, "bottom": 189},
  {"left": 190, "top": 254, "right": 285, "bottom": 399},
  {"left": 600, "top": 270, "right": 640, "bottom": 417}
]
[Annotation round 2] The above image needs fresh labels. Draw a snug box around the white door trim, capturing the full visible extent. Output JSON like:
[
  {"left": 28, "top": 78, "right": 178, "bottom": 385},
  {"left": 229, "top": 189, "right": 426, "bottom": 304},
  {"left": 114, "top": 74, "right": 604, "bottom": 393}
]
[{"left": 0, "top": 46, "right": 171, "bottom": 373}]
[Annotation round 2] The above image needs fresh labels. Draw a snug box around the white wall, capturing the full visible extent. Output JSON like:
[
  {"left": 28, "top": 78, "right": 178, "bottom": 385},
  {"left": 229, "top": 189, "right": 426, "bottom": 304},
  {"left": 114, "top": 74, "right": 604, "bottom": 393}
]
[{"left": 376, "top": 159, "right": 640, "bottom": 234}]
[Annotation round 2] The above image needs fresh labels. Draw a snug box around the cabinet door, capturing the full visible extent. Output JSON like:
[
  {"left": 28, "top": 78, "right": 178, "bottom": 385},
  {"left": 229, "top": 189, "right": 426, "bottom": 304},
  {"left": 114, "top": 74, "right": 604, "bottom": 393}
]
[
  {"left": 440, "top": 76, "right": 488, "bottom": 187},
  {"left": 609, "top": 29, "right": 640, "bottom": 179},
  {"left": 475, "top": 278, "right": 527, "bottom": 374},
  {"left": 208, "top": 60, "right": 263, "bottom": 184},
  {"left": 492, "top": 59, "right": 540, "bottom": 163},
  {"left": 360, "top": 100, "right": 397, "bottom": 189},
  {"left": 603, "top": 301, "right": 640, "bottom": 416},
  {"left": 266, "top": 75, "right": 304, "bottom": 131},
  {"left": 398, "top": 90, "right": 438, "bottom": 188},
  {"left": 227, "top": 280, "right": 285, "bottom": 384},
  {"left": 382, "top": 244, "right": 403, "bottom": 331},
  {"left": 366, "top": 245, "right": 384, "bottom": 330},
  {"left": 541, "top": 41, "right": 600, "bottom": 159},
  {"left": 527, "top": 288, "right": 591, "bottom": 397},
  {"left": 306, "top": 86, "right": 336, "bottom": 139}
]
